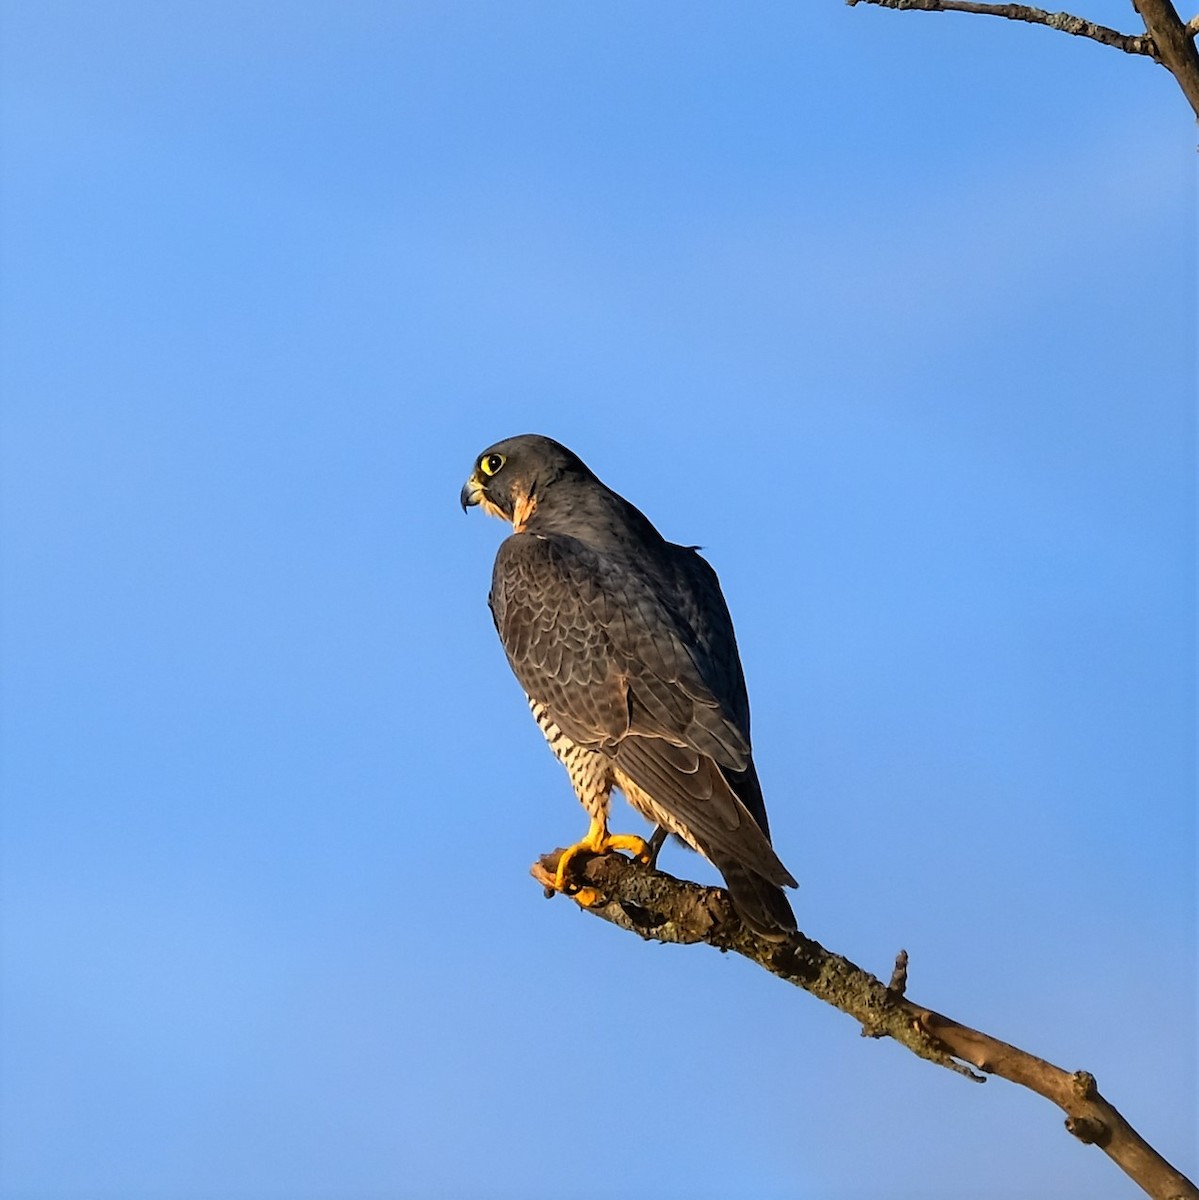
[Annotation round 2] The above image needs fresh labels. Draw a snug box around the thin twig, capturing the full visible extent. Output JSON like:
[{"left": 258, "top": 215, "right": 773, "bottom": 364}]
[
  {"left": 532, "top": 849, "right": 1199, "bottom": 1200},
  {"left": 847, "top": 0, "right": 1199, "bottom": 119},
  {"left": 845, "top": 0, "right": 1158, "bottom": 55}
]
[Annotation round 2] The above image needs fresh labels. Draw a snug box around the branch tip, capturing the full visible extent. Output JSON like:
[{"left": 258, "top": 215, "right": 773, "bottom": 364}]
[
  {"left": 525, "top": 849, "right": 1198, "bottom": 1199},
  {"left": 847, "top": 0, "right": 1158, "bottom": 59}
]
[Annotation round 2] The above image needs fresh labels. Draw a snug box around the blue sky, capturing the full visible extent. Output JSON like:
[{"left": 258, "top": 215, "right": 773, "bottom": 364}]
[{"left": 1, "top": 4, "right": 1194, "bottom": 1198}]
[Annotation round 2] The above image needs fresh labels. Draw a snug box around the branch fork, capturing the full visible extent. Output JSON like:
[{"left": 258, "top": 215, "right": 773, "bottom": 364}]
[{"left": 846, "top": 0, "right": 1199, "bottom": 119}]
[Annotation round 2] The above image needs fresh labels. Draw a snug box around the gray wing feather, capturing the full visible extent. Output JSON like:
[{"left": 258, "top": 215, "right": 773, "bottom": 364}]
[
  {"left": 490, "top": 533, "right": 792, "bottom": 885},
  {"left": 665, "top": 544, "right": 779, "bottom": 841},
  {"left": 613, "top": 736, "right": 795, "bottom": 887},
  {"left": 668, "top": 546, "right": 751, "bottom": 738},
  {"left": 490, "top": 534, "right": 748, "bottom": 766}
]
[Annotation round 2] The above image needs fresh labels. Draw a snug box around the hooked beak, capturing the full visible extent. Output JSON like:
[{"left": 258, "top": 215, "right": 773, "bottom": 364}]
[{"left": 460, "top": 473, "right": 484, "bottom": 512}]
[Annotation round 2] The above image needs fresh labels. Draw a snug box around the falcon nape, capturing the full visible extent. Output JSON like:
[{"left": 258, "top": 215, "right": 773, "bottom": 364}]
[{"left": 461, "top": 434, "right": 797, "bottom": 940}]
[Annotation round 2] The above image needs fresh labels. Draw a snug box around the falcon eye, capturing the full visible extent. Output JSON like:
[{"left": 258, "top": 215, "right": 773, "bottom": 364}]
[{"left": 480, "top": 453, "right": 506, "bottom": 477}]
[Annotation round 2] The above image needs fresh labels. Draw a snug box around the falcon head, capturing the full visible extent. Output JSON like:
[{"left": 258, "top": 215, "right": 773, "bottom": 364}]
[{"left": 460, "top": 434, "right": 592, "bottom": 531}]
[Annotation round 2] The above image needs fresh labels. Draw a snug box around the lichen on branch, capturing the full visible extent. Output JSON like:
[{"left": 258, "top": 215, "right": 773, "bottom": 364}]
[{"left": 531, "top": 848, "right": 1198, "bottom": 1200}]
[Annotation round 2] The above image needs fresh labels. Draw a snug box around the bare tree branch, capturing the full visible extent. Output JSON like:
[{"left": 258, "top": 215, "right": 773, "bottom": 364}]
[
  {"left": 845, "top": 0, "right": 1157, "bottom": 55},
  {"left": 846, "top": 0, "right": 1199, "bottom": 118},
  {"left": 1132, "top": 0, "right": 1199, "bottom": 113},
  {"left": 532, "top": 849, "right": 1199, "bottom": 1200}
]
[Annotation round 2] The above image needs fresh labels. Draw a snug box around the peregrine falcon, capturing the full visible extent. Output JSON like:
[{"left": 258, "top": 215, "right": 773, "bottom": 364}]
[{"left": 461, "top": 434, "right": 796, "bottom": 939}]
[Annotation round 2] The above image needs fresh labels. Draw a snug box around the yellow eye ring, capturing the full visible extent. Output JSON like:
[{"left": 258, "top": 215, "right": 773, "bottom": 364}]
[{"left": 480, "top": 452, "right": 506, "bottom": 477}]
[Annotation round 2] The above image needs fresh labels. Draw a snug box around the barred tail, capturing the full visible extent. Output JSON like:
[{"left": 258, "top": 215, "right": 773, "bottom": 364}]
[{"left": 709, "top": 848, "right": 797, "bottom": 942}]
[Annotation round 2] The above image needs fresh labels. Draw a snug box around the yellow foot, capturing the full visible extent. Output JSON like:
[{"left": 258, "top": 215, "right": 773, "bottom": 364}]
[
  {"left": 605, "top": 833, "right": 653, "bottom": 864},
  {"left": 553, "top": 821, "right": 652, "bottom": 893}
]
